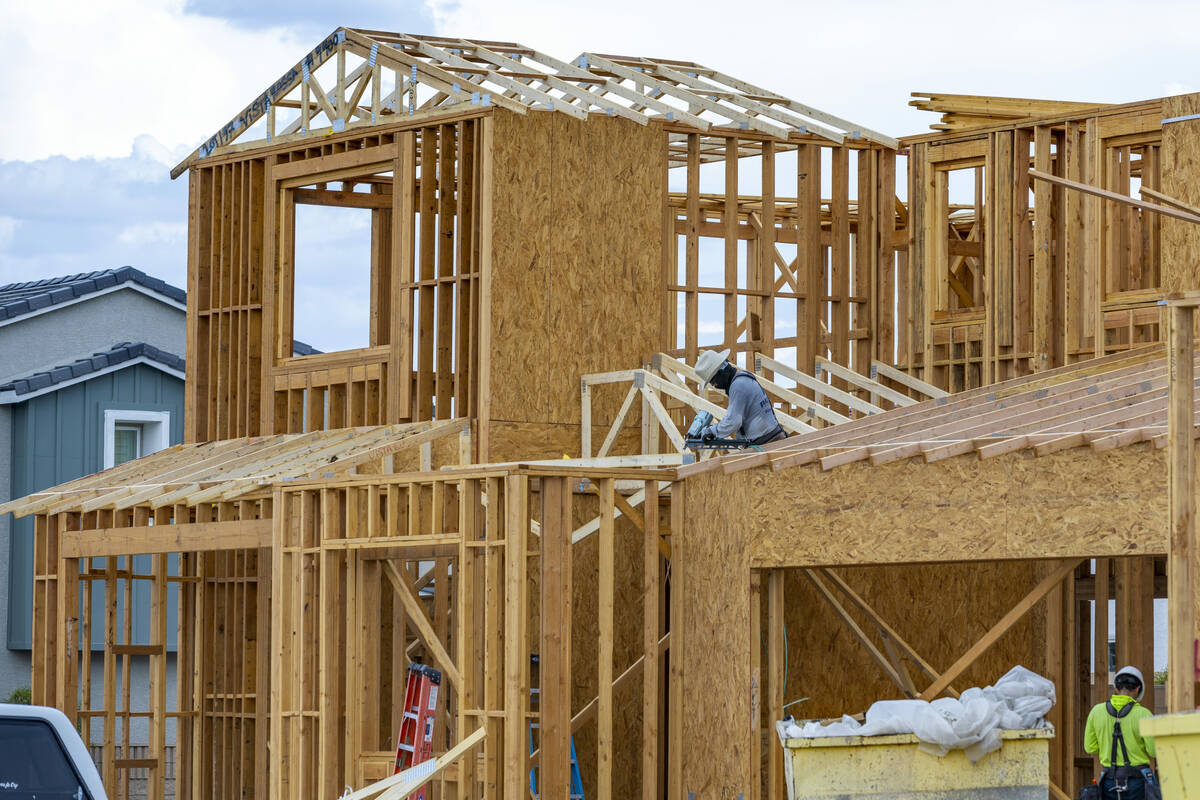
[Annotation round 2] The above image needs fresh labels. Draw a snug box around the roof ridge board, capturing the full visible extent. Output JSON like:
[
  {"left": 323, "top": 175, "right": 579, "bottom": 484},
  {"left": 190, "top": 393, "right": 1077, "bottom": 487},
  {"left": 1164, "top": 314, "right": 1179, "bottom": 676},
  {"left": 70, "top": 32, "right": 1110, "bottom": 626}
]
[
  {"left": 361, "top": 30, "right": 534, "bottom": 54},
  {"left": 588, "top": 53, "right": 706, "bottom": 69}
]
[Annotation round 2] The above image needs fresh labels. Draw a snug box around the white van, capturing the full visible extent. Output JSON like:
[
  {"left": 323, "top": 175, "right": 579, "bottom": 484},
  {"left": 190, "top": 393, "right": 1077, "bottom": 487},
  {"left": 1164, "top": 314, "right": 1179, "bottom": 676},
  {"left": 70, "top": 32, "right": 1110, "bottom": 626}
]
[{"left": 0, "top": 703, "right": 107, "bottom": 799}]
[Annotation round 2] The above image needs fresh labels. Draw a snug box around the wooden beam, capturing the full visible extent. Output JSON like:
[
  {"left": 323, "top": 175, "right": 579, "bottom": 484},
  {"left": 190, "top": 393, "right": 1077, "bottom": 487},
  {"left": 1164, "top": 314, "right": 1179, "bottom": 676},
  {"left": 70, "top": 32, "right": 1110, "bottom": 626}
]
[
  {"left": 920, "top": 559, "right": 1083, "bottom": 700},
  {"left": 598, "top": 477, "right": 615, "bottom": 800},
  {"left": 1168, "top": 300, "right": 1196, "bottom": 711},
  {"left": 343, "top": 725, "right": 486, "bottom": 800},
  {"left": 528, "top": 633, "right": 670, "bottom": 769},
  {"left": 817, "top": 568, "right": 959, "bottom": 698},
  {"left": 767, "top": 570, "right": 785, "bottom": 800},
  {"left": 643, "top": 479, "right": 660, "bottom": 800},
  {"left": 540, "top": 477, "right": 573, "bottom": 799},
  {"left": 1141, "top": 185, "right": 1200, "bottom": 217},
  {"left": 1029, "top": 169, "right": 1200, "bottom": 226},
  {"left": 804, "top": 570, "right": 913, "bottom": 694},
  {"left": 60, "top": 519, "right": 272, "bottom": 558},
  {"left": 382, "top": 560, "right": 463, "bottom": 692}
]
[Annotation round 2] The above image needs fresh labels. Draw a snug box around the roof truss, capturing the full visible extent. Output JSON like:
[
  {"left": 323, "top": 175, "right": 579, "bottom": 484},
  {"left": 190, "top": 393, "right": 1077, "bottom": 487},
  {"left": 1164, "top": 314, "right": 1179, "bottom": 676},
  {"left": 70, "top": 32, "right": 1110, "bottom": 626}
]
[{"left": 171, "top": 28, "right": 896, "bottom": 178}]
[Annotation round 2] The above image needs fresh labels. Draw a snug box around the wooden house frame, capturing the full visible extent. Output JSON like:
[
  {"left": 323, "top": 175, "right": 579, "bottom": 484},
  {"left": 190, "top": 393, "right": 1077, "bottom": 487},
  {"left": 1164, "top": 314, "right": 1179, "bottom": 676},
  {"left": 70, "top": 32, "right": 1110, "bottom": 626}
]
[{"left": 8, "top": 27, "right": 1200, "bottom": 800}]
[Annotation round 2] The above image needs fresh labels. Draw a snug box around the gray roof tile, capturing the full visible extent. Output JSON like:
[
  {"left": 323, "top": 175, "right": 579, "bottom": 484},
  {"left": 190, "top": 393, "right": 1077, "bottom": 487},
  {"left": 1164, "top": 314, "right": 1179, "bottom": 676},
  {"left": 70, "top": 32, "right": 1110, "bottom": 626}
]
[{"left": 0, "top": 341, "right": 187, "bottom": 397}]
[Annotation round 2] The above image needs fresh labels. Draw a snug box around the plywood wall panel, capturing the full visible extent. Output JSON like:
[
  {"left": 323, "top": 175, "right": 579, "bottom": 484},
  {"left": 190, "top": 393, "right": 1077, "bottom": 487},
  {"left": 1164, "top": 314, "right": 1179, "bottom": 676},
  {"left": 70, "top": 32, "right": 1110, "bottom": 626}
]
[
  {"left": 1161, "top": 93, "right": 1200, "bottom": 293},
  {"left": 743, "top": 443, "right": 1168, "bottom": 568},
  {"left": 488, "top": 421, "right": 641, "bottom": 463},
  {"left": 677, "top": 472, "right": 753, "bottom": 797},
  {"left": 776, "top": 562, "right": 1041, "bottom": 720},
  {"left": 487, "top": 110, "right": 666, "bottom": 430}
]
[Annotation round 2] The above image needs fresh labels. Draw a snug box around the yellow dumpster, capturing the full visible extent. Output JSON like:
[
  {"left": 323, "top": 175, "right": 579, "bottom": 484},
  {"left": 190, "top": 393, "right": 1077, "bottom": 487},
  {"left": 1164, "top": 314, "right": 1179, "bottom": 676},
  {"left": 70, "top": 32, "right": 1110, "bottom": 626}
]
[
  {"left": 1140, "top": 710, "right": 1200, "bottom": 799},
  {"left": 780, "top": 728, "right": 1054, "bottom": 800}
]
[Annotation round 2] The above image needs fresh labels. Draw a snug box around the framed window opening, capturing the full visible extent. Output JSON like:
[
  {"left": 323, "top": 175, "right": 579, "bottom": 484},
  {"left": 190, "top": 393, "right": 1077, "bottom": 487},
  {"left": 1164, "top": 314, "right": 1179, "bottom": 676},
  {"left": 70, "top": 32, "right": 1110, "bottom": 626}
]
[
  {"left": 266, "top": 120, "right": 484, "bottom": 433},
  {"left": 102, "top": 409, "right": 171, "bottom": 469}
]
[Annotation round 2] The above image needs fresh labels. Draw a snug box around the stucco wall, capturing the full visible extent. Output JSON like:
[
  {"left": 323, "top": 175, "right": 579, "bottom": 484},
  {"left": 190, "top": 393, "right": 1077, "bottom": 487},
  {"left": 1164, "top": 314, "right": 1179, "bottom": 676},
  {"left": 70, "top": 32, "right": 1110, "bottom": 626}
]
[{"left": 0, "top": 288, "right": 184, "bottom": 384}]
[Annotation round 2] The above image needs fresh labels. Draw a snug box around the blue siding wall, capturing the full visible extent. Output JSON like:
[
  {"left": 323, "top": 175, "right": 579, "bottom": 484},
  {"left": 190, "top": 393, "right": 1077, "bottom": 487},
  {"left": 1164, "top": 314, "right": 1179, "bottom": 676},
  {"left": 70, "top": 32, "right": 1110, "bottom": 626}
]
[{"left": 8, "top": 364, "right": 184, "bottom": 649}]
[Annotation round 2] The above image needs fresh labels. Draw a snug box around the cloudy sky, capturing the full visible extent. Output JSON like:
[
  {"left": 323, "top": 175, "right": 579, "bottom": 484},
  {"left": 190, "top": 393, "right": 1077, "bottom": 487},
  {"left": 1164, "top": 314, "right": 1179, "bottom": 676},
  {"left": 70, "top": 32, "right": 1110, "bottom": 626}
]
[{"left": 0, "top": 0, "right": 1197, "bottom": 351}]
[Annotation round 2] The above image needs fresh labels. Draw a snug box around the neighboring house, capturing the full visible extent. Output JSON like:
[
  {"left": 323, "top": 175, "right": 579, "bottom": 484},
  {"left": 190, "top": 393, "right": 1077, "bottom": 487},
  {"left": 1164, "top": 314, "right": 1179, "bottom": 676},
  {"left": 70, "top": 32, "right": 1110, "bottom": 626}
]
[
  {"left": 0, "top": 268, "right": 319, "bottom": 710},
  {"left": 0, "top": 268, "right": 188, "bottom": 696}
]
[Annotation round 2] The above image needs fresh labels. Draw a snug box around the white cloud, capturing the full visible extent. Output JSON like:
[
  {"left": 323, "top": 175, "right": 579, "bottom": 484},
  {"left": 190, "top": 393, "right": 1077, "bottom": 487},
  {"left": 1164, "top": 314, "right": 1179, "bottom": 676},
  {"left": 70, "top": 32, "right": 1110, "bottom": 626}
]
[
  {"left": 0, "top": 217, "right": 18, "bottom": 250},
  {"left": 424, "top": 0, "right": 1200, "bottom": 138},
  {"left": 118, "top": 221, "right": 187, "bottom": 246},
  {"left": 0, "top": 0, "right": 308, "bottom": 161}
]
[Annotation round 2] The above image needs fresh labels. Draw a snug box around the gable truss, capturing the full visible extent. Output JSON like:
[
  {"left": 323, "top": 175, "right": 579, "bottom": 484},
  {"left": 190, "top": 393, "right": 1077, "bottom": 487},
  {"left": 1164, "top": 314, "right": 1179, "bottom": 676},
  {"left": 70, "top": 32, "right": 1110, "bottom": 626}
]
[{"left": 171, "top": 28, "right": 897, "bottom": 178}]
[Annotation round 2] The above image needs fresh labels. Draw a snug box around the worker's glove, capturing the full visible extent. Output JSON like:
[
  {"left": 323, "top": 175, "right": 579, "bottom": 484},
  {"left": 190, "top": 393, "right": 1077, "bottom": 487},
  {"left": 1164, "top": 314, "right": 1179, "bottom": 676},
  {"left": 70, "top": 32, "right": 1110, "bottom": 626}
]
[{"left": 702, "top": 429, "right": 715, "bottom": 442}]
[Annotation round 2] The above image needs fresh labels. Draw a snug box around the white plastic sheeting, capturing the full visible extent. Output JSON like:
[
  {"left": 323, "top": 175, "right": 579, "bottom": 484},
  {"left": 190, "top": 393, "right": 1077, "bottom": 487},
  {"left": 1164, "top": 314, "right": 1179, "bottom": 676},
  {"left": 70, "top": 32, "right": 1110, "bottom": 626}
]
[{"left": 778, "top": 666, "right": 1056, "bottom": 763}]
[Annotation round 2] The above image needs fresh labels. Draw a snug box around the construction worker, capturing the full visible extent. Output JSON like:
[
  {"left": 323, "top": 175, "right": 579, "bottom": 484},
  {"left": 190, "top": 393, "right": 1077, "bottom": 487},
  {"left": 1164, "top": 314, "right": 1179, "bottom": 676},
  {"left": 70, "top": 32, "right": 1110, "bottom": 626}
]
[
  {"left": 693, "top": 349, "right": 787, "bottom": 445},
  {"left": 1083, "top": 665, "right": 1158, "bottom": 799}
]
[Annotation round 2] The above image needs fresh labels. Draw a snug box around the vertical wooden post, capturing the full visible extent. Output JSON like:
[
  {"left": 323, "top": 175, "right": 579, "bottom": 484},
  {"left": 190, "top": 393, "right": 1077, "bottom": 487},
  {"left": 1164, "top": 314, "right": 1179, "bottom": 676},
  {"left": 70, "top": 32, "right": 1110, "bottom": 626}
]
[
  {"left": 504, "top": 474, "right": 529, "bottom": 799},
  {"left": 539, "top": 477, "right": 572, "bottom": 799},
  {"left": 392, "top": 132, "right": 416, "bottom": 422},
  {"left": 767, "top": 570, "right": 785, "bottom": 800},
  {"left": 643, "top": 480, "right": 661, "bottom": 800},
  {"left": 760, "top": 140, "right": 777, "bottom": 366},
  {"left": 597, "top": 478, "right": 615, "bottom": 800},
  {"left": 1093, "top": 558, "right": 1110, "bottom": 712},
  {"left": 797, "top": 144, "right": 822, "bottom": 383},
  {"left": 724, "top": 138, "right": 739, "bottom": 353},
  {"left": 1168, "top": 296, "right": 1197, "bottom": 710},
  {"left": 150, "top": 552, "right": 168, "bottom": 800},
  {"left": 1032, "top": 125, "right": 1054, "bottom": 372},
  {"left": 749, "top": 570, "right": 762, "bottom": 800},
  {"left": 685, "top": 135, "right": 701, "bottom": 364},
  {"left": 667, "top": 482, "right": 685, "bottom": 800}
]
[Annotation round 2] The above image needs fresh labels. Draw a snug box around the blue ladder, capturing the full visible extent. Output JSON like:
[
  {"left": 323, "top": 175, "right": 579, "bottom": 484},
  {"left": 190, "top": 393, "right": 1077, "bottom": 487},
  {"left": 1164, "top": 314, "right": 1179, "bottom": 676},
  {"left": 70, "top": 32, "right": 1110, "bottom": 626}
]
[{"left": 528, "top": 729, "right": 584, "bottom": 800}]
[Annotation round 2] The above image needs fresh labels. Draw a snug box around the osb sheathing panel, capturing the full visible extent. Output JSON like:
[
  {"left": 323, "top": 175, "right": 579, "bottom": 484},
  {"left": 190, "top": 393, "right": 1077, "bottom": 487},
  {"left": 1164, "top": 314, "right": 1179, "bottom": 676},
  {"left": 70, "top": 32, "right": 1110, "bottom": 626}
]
[
  {"left": 1162, "top": 92, "right": 1200, "bottom": 293},
  {"left": 771, "top": 562, "right": 1042, "bottom": 721},
  {"left": 487, "top": 110, "right": 666, "bottom": 428},
  {"left": 487, "top": 421, "right": 642, "bottom": 462},
  {"left": 677, "top": 476, "right": 754, "bottom": 798},
  {"left": 743, "top": 442, "right": 1169, "bottom": 567},
  {"left": 677, "top": 442, "right": 1175, "bottom": 795}
]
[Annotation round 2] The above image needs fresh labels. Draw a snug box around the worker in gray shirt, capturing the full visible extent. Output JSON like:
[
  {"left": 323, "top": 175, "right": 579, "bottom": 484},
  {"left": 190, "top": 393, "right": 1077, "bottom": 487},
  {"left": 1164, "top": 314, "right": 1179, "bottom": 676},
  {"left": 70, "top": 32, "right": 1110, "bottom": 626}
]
[{"left": 693, "top": 349, "right": 788, "bottom": 446}]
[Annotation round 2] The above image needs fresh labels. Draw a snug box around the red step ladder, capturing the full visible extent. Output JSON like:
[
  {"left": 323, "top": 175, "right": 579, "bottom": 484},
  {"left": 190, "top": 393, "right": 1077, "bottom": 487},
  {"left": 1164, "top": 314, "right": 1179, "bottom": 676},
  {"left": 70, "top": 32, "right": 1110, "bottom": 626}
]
[{"left": 394, "top": 663, "right": 442, "bottom": 800}]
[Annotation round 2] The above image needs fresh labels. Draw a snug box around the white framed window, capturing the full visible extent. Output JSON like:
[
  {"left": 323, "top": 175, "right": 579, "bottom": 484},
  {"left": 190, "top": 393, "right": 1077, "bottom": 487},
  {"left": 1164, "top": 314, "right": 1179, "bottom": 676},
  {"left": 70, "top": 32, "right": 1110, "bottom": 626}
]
[{"left": 103, "top": 409, "right": 170, "bottom": 469}]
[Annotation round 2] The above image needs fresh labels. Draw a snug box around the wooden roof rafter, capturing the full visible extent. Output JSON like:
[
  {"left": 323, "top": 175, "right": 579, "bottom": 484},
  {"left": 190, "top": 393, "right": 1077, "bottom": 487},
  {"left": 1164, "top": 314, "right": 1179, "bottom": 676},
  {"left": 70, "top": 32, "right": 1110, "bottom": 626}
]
[
  {"left": 682, "top": 344, "right": 1196, "bottom": 478},
  {"left": 171, "top": 27, "right": 897, "bottom": 178},
  {"left": 0, "top": 419, "right": 466, "bottom": 518}
]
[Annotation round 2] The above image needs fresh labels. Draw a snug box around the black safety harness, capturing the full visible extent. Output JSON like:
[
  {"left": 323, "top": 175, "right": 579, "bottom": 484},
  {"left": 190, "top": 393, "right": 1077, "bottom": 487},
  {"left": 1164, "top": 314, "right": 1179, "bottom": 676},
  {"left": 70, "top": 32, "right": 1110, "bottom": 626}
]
[{"left": 1103, "top": 699, "right": 1139, "bottom": 795}]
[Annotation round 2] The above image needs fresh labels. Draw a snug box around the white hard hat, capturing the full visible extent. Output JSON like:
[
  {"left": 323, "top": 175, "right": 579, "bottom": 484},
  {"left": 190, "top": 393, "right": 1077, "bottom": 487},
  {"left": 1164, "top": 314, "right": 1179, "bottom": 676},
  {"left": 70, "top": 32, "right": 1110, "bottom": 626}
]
[
  {"left": 694, "top": 348, "right": 731, "bottom": 385},
  {"left": 1114, "top": 665, "right": 1145, "bottom": 701}
]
